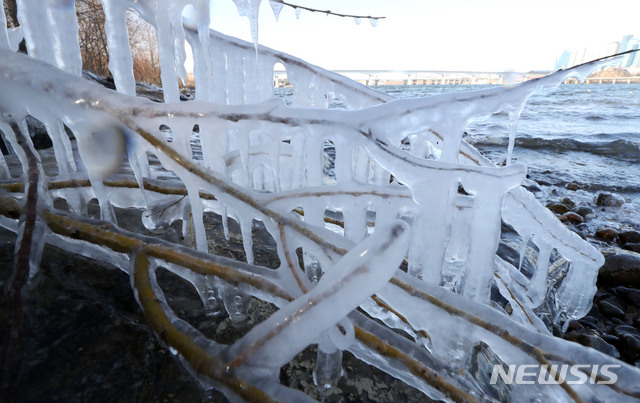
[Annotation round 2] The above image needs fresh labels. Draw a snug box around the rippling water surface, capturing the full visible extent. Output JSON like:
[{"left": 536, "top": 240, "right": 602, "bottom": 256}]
[{"left": 377, "top": 84, "right": 640, "bottom": 197}]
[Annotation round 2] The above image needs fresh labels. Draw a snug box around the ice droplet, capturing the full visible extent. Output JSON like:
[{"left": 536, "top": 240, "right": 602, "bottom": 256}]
[
  {"left": 353, "top": 17, "right": 362, "bottom": 25},
  {"left": 295, "top": 7, "right": 301, "bottom": 19},
  {"left": 369, "top": 18, "right": 379, "bottom": 27}
]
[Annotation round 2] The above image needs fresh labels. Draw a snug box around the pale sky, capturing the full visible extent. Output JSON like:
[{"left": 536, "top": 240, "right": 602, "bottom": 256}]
[{"left": 207, "top": 0, "right": 640, "bottom": 72}]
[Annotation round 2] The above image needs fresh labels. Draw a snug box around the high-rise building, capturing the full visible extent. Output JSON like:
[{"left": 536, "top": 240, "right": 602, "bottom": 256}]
[
  {"left": 554, "top": 50, "right": 573, "bottom": 70},
  {"left": 555, "top": 35, "right": 639, "bottom": 70},
  {"left": 622, "top": 38, "right": 639, "bottom": 67}
]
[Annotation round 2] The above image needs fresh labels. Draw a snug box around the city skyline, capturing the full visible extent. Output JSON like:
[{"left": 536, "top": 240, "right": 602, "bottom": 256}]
[{"left": 555, "top": 34, "right": 640, "bottom": 71}]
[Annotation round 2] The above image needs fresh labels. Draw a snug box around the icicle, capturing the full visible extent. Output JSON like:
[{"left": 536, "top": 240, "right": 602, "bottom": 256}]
[
  {"left": 222, "top": 283, "right": 251, "bottom": 324},
  {"left": 518, "top": 234, "right": 531, "bottom": 272},
  {"left": 528, "top": 242, "right": 551, "bottom": 307},
  {"left": 505, "top": 102, "right": 526, "bottom": 165},
  {"left": 48, "top": 0, "right": 82, "bottom": 76},
  {"left": 313, "top": 334, "right": 343, "bottom": 397},
  {"left": 231, "top": 0, "right": 262, "bottom": 49},
  {"left": 303, "top": 250, "right": 322, "bottom": 284},
  {"left": 269, "top": 0, "right": 284, "bottom": 21},
  {"left": 369, "top": 18, "right": 379, "bottom": 28},
  {"left": 196, "top": 275, "right": 223, "bottom": 317},
  {"left": 0, "top": 3, "right": 11, "bottom": 50},
  {"left": 295, "top": 7, "right": 301, "bottom": 19},
  {"left": 239, "top": 216, "right": 255, "bottom": 264},
  {"left": 186, "top": 184, "right": 208, "bottom": 252},
  {"left": 353, "top": 17, "right": 362, "bottom": 25}
]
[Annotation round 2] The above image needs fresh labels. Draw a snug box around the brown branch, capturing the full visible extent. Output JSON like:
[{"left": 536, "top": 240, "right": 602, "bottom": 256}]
[
  {"left": 278, "top": 224, "right": 308, "bottom": 293},
  {"left": 1, "top": 119, "right": 41, "bottom": 399},
  {"left": 271, "top": 0, "right": 385, "bottom": 21},
  {"left": 132, "top": 252, "right": 276, "bottom": 403}
]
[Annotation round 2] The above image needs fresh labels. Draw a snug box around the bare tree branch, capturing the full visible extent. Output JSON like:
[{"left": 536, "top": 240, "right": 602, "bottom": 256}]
[{"left": 270, "top": 0, "right": 385, "bottom": 21}]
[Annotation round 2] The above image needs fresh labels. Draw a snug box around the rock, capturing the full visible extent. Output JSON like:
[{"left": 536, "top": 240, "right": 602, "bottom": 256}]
[
  {"left": 546, "top": 202, "right": 570, "bottom": 214},
  {"left": 523, "top": 183, "right": 541, "bottom": 193},
  {"left": 25, "top": 115, "right": 53, "bottom": 150},
  {"left": 615, "top": 286, "right": 640, "bottom": 307},
  {"left": 559, "top": 212, "right": 584, "bottom": 224},
  {"left": 623, "top": 243, "right": 640, "bottom": 253},
  {"left": 596, "top": 192, "right": 625, "bottom": 207},
  {"left": 614, "top": 326, "right": 640, "bottom": 361},
  {"left": 595, "top": 228, "right": 618, "bottom": 242},
  {"left": 561, "top": 197, "right": 576, "bottom": 208},
  {"left": 565, "top": 182, "right": 582, "bottom": 191},
  {"left": 615, "top": 325, "right": 640, "bottom": 338},
  {"left": 466, "top": 342, "right": 512, "bottom": 402},
  {"left": 598, "top": 300, "right": 625, "bottom": 318},
  {"left": 598, "top": 252, "right": 640, "bottom": 288},
  {"left": 619, "top": 231, "right": 640, "bottom": 245},
  {"left": 564, "top": 330, "right": 620, "bottom": 358},
  {"left": 572, "top": 206, "right": 594, "bottom": 218}
]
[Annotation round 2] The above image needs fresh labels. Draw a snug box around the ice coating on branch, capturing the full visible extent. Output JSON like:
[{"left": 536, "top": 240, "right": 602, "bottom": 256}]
[
  {"left": 229, "top": 221, "right": 410, "bottom": 370},
  {"left": 1, "top": 1, "right": 637, "bottom": 401}
]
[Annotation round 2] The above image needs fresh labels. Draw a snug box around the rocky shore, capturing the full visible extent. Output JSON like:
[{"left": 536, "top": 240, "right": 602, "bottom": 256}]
[{"left": 535, "top": 181, "right": 640, "bottom": 367}]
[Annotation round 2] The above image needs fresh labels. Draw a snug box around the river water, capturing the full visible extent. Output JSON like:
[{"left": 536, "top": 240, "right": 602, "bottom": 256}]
[{"left": 375, "top": 83, "right": 640, "bottom": 233}]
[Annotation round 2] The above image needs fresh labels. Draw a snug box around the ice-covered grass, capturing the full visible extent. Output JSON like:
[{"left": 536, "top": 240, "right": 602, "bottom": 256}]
[{"left": 1, "top": 1, "right": 639, "bottom": 401}]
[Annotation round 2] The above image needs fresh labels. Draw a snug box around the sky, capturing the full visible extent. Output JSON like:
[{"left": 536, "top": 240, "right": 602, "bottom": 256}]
[{"left": 206, "top": 0, "right": 640, "bottom": 72}]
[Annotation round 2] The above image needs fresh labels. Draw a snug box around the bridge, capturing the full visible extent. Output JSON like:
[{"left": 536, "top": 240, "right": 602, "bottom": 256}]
[
  {"left": 273, "top": 70, "right": 549, "bottom": 87},
  {"left": 272, "top": 70, "right": 640, "bottom": 87}
]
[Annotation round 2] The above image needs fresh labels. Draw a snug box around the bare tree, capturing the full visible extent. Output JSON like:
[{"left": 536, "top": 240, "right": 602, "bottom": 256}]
[
  {"left": 75, "top": 0, "right": 161, "bottom": 83},
  {"left": 76, "top": 0, "right": 111, "bottom": 76}
]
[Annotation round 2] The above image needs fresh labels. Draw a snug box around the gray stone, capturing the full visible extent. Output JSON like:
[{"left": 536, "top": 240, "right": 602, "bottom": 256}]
[
  {"left": 598, "top": 252, "right": 640, "bottom": 288},
  {"left": 598, "top": 300, "right": 625, "bottom": 318},
  {"left": 565, "top": 330, "right": 620, "bottom": 359},
  {"left": 619, "top": 231, "right": 640, "bottom": 245},
  {"left": 596, "top": 192, "right": 625, "bottom": 207},
  {"left": 615, "top": 286, "right": 640, "bottom": 307},
  {"left": 546, "top": 202, "right": 570, "bottom": 214},
  {"left": 623, "top": 243, "right": 640, "bottom": 253},
  {"left": 595, "top": 228, "right": 617, "bottom": 242},
  {"left": 572, "top": 206, "right": 594, "bottom": 218}
]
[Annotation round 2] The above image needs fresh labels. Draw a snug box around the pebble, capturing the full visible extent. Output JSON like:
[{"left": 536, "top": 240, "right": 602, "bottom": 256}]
[
  {"left": 523, "top": 183, "right": 541, "bottom": 193},
  {"left": 595, "top": 228, "right": 618, "bottom": 242},
  {"left": 564, "top": 330, "right": 620, "bottom": 358},
  {"left": 623, "top": 243, "right": 640, "bottom": 253},
  {"left": 546, "top": 202, "right": 570, "bottom": 214},
  {"left": 615, "top": 286, "right": 640, "bottom": 307},
  {"left": 596, "top": 192, "right": 625, "bottom": 207},
  {"left": 598, "top": 252, "right": 640, "bottom": 288},
  {"left": 598, "top": 300, "right": 625, "bottom": 318},
  {"left": 565, "top": 182, "right": 582, "bottom": 191},
  {"left": 614, "top": 326, "right": 640, "bottom": 360},
  {"left": 619, "top": 231, "right": 640, "bottom": 245},
  {"left": 559, "top": 212, "right": 584, "bottom": 224},
  {"left": 561, "top": 197, "right": 575, "bottom": 208},
  {"left": 572, "top": 206, "right": 594, "bottom": 218}
]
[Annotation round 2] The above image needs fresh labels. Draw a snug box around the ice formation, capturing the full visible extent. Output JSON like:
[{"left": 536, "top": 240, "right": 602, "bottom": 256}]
[{"left": 1, "top": 1, "right": 639, "bottom": 402}]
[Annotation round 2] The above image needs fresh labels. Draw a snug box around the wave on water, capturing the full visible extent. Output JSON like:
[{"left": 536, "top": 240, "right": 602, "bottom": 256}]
[{"left": 469, "top": 136, "right": 640, "bottom": 161}]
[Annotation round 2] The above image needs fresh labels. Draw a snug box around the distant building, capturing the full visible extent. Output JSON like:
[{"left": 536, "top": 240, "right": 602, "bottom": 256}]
[
  {"left": 555, "top": 35, "right": 639, "bottom": 70},
  {"left": 555, "top": 50, "right": 573, "bottom": 70},
  {"left": 622, "top": 38, "right": 639, "bottom": 67}
]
